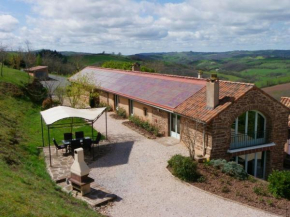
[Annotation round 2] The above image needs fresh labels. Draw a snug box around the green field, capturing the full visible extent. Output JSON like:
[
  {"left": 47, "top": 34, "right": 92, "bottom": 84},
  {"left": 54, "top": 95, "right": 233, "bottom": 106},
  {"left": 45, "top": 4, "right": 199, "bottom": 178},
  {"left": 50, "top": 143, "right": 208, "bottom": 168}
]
[
  {"left": 68, "top": 54, "right": 131, "bottom": 66},
  {"left": 0, "top": 68, "right": 101, "bottom": 217}
]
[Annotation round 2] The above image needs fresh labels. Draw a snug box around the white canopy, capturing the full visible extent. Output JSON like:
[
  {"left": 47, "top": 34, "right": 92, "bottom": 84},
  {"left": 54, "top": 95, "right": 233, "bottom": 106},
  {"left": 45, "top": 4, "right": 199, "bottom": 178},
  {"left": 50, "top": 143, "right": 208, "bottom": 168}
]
[{"left": 40, "top": 106, "right": 106, "bottom": 125}]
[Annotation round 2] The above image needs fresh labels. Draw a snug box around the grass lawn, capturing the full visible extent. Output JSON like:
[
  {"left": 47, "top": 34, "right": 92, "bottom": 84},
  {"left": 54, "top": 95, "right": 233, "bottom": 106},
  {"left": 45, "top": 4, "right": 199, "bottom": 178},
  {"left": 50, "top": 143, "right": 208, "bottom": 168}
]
[{"left": 0, "top": 67, "right": 102, "bottom": 217}]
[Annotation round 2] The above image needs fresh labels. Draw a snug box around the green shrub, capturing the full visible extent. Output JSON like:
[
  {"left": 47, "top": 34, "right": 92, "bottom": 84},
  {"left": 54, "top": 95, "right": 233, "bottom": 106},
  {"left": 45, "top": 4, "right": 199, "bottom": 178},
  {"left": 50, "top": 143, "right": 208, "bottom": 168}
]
[
  {"left": 210, "top": 159, "right": 227, "bottom": 169},
  {"left": 253, "top": 184, "right": 269, "bottom": 196},
  {"left": 168, "top": 155, "right": 199, "bottom": 182},
  {"left": 116, "top": 107, "right": 126, "bottom": 118},
  {"left": 97, "top": 102, "right": 112, "bottom": 111},
  {"left": 210, "top": 159, "right": 248, "bottom": 180},
  {"left": 168, "top": 154, "right": 184, "bottom": 168},
  {"left": 268, "top": 170, "right": 290, "bottom": 199},
  {"left": 129, "top": 115, "right": 159, "bottom": 136}
]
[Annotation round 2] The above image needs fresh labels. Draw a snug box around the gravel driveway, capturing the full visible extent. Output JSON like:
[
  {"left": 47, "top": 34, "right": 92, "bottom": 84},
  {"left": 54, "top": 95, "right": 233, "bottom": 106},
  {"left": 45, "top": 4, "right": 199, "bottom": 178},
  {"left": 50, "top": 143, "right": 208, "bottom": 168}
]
[{"left": 91, "top": 113, "right": 277, "bottom": 217}]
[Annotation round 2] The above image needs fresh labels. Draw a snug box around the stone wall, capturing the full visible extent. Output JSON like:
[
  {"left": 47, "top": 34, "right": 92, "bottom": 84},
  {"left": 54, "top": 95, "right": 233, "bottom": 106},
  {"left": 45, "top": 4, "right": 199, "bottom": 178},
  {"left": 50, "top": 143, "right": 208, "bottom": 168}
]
[
  {"left": 180, "top": 117, "right": 212, "bottom": 156},
  {"left": 209, "top": 88, "right": 289, "bottom": 172},
  {"left": 118, "top": 96, "right": 129, "bottom": 115},
  {"left": 133, "top": 101, "right": 153, "bottom": 122},
  {"left": 152, "top": 108, "right": 169, "bottom": 136}
]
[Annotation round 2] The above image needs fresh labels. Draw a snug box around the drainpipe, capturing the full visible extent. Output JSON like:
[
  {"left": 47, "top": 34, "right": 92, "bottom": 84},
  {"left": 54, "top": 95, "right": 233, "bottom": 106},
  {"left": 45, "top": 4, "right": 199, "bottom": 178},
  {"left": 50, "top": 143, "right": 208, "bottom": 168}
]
[{"left": 202, "top": 123, "right": 206, "bottom": 156}]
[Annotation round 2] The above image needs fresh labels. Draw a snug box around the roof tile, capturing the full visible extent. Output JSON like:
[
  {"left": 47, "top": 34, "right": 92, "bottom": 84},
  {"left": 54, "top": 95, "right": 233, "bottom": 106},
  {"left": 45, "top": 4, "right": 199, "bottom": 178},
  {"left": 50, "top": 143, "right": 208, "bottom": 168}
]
[{"left": 174, "top": 81, "right": 255, "bottom": 123}]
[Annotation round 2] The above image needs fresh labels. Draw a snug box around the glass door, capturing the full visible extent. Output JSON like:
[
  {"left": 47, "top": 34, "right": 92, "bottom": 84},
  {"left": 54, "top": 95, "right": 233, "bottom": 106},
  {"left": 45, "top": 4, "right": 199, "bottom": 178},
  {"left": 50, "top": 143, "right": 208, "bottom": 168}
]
[
  {"left": 129, "top": 99, "right": 133, "bottom": 116},
  {"left": 170, "top": 113, "right": 180, "bottom": 139},
  {"left": 231, "top": 151, "right": 267, "bottom": 179},
  {"left": 114, "top": 95, "right": 119, "bottom": 110}
]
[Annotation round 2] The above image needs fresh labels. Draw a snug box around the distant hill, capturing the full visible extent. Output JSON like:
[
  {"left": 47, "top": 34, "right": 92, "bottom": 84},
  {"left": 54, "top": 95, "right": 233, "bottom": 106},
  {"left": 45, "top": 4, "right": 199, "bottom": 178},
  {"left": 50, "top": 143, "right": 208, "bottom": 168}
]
[
  {"left": 23, "top": 49, "right": 290, "bottom": 88},
  {"left": 130, "top": 50, "right": 290, "bottom": 88}
]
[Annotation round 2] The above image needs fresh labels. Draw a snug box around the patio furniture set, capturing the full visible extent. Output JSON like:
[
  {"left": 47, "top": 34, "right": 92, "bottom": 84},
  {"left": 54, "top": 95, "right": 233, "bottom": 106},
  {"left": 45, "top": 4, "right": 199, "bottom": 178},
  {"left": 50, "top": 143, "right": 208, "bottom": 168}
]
[{"left": 53, "top": 131, "right": 102, "bottom": 157}]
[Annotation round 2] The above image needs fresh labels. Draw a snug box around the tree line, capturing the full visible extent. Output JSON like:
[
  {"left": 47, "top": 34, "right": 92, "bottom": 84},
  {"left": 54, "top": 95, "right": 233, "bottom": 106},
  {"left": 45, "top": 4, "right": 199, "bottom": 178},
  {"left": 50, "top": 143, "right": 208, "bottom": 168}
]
[{"left": 0, "top": 42, "right": 83, "bottom": 76}]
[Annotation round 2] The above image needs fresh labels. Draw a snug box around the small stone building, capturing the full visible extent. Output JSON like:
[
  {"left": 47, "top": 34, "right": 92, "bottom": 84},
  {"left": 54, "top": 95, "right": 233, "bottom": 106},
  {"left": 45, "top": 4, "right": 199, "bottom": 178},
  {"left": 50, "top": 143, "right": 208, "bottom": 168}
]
[
  {"left": 25, "top": 66, "right": 49, "bottom": 80},
  {"left": 71, "top": 66, "right": 289, "bottom": 179}
]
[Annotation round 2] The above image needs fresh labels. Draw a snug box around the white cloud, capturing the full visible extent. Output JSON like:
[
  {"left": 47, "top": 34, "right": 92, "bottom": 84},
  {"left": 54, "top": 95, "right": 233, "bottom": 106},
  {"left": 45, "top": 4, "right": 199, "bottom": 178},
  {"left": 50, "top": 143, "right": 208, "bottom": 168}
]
[
  {"left": 3, "top": 0, "right": 290, "bottom": 53},
  {"left": 0, "top": 14, "right": 19, "bottom": 32}
]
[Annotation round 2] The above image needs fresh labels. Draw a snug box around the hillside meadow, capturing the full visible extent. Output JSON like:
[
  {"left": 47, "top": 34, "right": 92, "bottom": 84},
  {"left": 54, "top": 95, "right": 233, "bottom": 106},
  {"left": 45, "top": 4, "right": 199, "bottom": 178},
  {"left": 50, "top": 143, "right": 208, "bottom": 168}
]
[{"left": 0, "top": 67, "right": 101, "bottom": 217}]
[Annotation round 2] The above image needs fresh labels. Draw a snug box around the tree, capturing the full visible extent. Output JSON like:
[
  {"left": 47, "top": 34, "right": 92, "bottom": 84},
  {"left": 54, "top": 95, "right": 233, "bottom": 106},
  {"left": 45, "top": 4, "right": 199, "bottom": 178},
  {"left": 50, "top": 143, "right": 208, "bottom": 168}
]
[
  {"left": 71, "top": 55, "right": 84, "bottom": 72},
  {"left": 54, "top": 85, "right": 66, "bottom": 105},
  {"left": 0, "top": 44, "right": 7, "bottom": 77},
  {"left": 182, "top": 119, "right": 200, "bottom": 159},
  {"left": 36, "top": 54, "right": 42, "bottom": 65},
  {"left": 23, "top": 40, "right": 36, "bottom": 69},
  {"left": 66, "top": 73, "right": 100, "bottom": 108}
]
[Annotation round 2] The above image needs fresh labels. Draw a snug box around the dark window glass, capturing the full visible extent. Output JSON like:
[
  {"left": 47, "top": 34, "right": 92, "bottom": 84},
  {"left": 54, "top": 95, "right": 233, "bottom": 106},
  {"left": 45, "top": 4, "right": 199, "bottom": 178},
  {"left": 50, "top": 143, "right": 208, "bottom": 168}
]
[
  {"left": 247, "top": 153, "right": 256, "bottom": 176},
  {"left": 238, "top": 113, "right": 246, "bottom": 135},
  {"left": 257, "top": 113, "right": 265, "bottom": 139},
  {"left": 247, "top": 111, "right": 256, "bottom": 139},
  {"left": 256, "top": 152, "right": 265, "bottom": 179},
  {"left": 177, "top": 115, "right": 181, "bottom": 134},
  {"left": 171, "top": 114, "right": 175, "bottom": 132},
  {"left": 144, "top": 108, "right": 147, "bottom": 116}
]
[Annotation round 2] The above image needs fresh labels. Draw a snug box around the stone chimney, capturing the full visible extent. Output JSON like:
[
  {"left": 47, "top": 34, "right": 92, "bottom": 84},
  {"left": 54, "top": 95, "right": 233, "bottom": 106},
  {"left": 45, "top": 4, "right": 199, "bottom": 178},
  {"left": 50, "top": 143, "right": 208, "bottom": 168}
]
[
  {"left": 198, "top": 70, "right": 203, "bottom": 79},
  {"left": 206, "top": 74, "right": 219, "bottom": 109},
  {"left": 132, "top": 62, "right": 141, "bottom": 71}
]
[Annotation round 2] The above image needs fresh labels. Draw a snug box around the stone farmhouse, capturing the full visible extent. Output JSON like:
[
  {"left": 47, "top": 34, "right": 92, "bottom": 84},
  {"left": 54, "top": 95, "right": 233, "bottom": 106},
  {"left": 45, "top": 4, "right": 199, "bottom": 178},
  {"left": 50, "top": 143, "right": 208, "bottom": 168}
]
[{"left": 72, "top": 65, "right": 289, "bottom": 179}]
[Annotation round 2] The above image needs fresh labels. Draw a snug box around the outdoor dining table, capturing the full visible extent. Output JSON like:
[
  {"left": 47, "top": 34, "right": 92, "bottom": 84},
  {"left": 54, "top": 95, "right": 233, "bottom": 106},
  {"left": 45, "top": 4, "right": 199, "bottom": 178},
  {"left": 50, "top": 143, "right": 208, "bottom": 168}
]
[{"left": 62, "top": 137, "right": 91, "bottom": 146}]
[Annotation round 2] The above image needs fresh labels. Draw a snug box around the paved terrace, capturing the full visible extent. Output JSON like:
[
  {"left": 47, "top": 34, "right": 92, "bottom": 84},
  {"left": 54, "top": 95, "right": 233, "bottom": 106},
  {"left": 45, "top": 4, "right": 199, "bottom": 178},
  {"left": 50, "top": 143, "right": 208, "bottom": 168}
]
[{"left": 90, "top": 113, "right": 277, "bottom": 217}]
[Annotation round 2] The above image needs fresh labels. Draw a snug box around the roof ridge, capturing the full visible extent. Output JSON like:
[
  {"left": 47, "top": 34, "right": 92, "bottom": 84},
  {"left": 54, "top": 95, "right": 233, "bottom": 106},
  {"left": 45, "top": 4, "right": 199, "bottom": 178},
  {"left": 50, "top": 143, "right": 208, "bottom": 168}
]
[
  {"left": 86, "top": 66, "right": 207, "bottom": 81},
  {"left": 86, "top": 66, "right": 256, "bottom": 86},
  {"left": 219, "top": 80, "right": 255, "bottom": 86}
]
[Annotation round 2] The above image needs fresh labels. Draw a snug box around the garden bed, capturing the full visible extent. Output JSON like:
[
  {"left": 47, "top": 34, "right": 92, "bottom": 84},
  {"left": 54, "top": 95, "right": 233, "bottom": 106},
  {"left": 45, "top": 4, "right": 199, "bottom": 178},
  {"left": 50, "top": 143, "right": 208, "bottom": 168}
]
[
  {"left": 109, "top": 113, "right": 126, "bottom": 120},
  {"left": 123, "top": 121, "right": 157, "bottom": 139},
  {"left": 170, "top": 162, "right": 290, "bottom": 216}
]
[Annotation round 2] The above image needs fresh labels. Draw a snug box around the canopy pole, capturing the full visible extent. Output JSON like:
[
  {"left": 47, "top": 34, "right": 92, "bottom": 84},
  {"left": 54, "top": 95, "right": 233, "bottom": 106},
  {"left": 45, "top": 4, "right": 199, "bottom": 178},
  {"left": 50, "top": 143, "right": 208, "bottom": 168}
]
[
  {"left": 48, "top": 126, "right": 52, "bottom": 167},
  {"left": 41, "top": 116, "right": 44, "bottom": 147},
  {"left": 71, "top": 117, "right": 73, "bottom": 134},
  {"left": 91, "top": 121, "right": 94, "bottom": 139},
  {"left": 105, "top": 109, "right": 108, "bottom": 139},
  {"left": 92, "top": 121, "right": 94, "bottom": 160}
]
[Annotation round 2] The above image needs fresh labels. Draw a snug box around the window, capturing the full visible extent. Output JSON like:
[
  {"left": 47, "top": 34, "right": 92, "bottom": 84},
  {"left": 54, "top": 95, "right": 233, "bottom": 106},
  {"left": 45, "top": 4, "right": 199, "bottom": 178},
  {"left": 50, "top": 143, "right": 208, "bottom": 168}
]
[
  {"left": 231, "top": 151, "right": 267, "bottom": 179},
  {"left": 231, "top": 111, "right": 266, "bottom": 149},
  {"left": 143, "top": 107, "right": 148, "bottom": 116}
]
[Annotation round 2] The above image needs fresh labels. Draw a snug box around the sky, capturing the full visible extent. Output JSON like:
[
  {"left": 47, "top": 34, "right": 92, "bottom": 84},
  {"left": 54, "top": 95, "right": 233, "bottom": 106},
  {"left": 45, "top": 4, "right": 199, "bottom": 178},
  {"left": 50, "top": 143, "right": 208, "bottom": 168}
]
[{"left": 1, "top": 0, "right": 290, "bottom": 54}]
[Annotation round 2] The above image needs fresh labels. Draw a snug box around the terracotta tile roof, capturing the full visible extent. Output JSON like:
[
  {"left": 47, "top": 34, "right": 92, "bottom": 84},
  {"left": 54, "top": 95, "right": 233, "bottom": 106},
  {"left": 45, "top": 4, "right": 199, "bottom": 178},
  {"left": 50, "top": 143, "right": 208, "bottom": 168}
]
[
  {"left": 25, "top": 66, "right": 48, "bottom": 71},
  {"left": 281, "top": 97, "right": 290, "bottom": 108},
  {"left": 174, "top": 81, "right": 255, "bottom": 123},
  {"left": 281, "top": 97, "right": 290, "bottom": 127}
]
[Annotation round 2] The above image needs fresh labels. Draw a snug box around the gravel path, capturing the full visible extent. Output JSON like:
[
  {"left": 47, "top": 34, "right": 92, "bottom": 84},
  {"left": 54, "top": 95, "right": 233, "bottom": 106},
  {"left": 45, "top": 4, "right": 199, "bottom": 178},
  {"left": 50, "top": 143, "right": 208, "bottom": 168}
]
[{"left": 90, "top": 113, "right": 277, "bottom": 217}]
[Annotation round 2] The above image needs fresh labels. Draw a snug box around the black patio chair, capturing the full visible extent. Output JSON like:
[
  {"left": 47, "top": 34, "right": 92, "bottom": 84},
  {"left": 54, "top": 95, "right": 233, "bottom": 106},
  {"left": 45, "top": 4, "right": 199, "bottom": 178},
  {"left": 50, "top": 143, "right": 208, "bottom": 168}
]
[
  {"left": 90, "top": 133, "right": 102, "bottom": 159},
  {"left": 75, "top": 131, "right": 84, "bottom": 140},
  {"left": 92, "top": 133, "right": 102, "bottom": 146},
  {"left": 83, "top": 138, "right": 92, "bottom": 151},
  {"left": 53, "top": 138, "right": 67, "bottom": 155},
  {"left": 71, "top": 139, "right": 81, "bottom": 155},
  {"left": 64, "top": 132, "right": 73, "bottom": 141}
]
